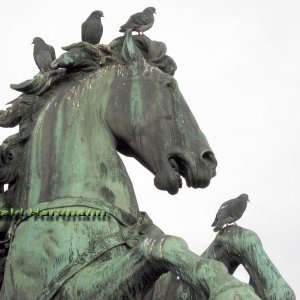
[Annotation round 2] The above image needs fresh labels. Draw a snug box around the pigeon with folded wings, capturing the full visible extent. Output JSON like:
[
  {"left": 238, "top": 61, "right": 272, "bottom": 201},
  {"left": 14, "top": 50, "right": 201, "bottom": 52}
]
[
  {"left": 119, "top": 7, "right": 156, "bottom": 35},
  {"left": 82, "top": 10, "right": 104, "bottom": 44},
  {"left": 32, "top": 37, "right": 56, "bottom": 73},
  {"left": 212, "top": 194, "right": 250, "bottom": 232}
]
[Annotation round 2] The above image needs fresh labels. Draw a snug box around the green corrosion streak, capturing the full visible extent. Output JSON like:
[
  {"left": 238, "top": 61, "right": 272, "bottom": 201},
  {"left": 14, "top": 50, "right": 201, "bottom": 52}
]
[{"left": 130, "top": 63, "right": 143, "bottom": 134}]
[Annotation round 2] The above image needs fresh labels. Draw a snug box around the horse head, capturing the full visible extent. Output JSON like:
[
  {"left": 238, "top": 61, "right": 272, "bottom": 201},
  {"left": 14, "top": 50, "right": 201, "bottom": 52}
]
[{"left": 107, "top": 31, "right": 217, "bottom": 195}]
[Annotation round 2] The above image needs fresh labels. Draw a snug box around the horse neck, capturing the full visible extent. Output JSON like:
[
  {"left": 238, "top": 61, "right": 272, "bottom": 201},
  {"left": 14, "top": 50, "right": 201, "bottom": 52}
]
[{"left": 20, "top": 67, "right": 139, "bottom": 217}]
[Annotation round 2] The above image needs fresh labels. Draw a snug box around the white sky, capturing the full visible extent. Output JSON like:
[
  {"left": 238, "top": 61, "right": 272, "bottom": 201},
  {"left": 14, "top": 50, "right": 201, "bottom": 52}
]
[{"left": 0, "top": 0, "right": 299, "bottom": 296}]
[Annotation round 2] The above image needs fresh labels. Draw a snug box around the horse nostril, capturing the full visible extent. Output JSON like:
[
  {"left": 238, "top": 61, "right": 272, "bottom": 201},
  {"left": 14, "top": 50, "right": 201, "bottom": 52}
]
[{"left": 201, "top": 151, "right": 217, "bottom": 168}]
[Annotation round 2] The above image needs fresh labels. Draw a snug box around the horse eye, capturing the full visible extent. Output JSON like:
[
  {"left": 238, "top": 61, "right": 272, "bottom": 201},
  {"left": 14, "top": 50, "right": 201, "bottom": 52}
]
[{"left": 166, "top": 82, "right": 173, "bottom": 88}]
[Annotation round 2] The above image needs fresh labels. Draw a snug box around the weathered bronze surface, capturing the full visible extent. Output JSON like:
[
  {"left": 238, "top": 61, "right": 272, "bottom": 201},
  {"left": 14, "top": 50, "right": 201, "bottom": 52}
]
[{"left": 0, "top": 30, "right": 295, "bottom": 299}]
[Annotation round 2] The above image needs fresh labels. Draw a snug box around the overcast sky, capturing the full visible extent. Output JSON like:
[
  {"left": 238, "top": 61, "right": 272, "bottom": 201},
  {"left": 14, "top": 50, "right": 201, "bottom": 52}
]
[{"left": 0, "top": 0, "right": 299, "bottom": 296}]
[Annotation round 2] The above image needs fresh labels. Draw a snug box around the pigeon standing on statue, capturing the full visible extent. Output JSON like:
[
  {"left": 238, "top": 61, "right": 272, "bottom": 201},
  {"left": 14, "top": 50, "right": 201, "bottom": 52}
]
[
  {"left": 32, "top": 37, "right": 56, "bottom": 73},
  {"left": 119, "top": 7, "right": 156, "bottom": 35},
  {"left": 212, "top": 194, "right": 250, "bottom": 232},
  {"left": 81, "top": 10, "right": 104, "bottom": 44}
]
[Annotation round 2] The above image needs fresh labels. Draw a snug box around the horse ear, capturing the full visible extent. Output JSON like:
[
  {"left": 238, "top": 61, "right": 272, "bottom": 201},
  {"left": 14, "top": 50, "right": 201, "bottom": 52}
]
[{"left": 122, "top": 30, "right": 144, "bottom": 65}]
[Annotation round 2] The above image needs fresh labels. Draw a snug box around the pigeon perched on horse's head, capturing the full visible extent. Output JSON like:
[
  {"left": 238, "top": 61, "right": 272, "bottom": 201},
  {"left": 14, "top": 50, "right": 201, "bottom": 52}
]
[
  {"left": 119, "top": 7, "right": 156, "bottom": 35},
  {"left": 81, "top": 10, "right": 104, "bottom": 45},
  {"left": 212, "top": 193, "right": 250, "bottom": 232},
  {"left": 32, "top": 37, "right": 56, "bottom": 73}
]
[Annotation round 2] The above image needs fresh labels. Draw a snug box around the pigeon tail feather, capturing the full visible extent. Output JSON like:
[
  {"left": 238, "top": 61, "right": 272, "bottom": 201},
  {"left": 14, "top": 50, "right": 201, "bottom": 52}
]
[{"left": 211, "top": 218, "right": 218, "bottom": 227}]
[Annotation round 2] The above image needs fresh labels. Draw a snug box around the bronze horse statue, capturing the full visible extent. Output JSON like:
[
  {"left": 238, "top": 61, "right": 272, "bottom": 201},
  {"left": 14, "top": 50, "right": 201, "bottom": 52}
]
[{"left": 0, "top": 31, "right": 294, "bottom": 299}]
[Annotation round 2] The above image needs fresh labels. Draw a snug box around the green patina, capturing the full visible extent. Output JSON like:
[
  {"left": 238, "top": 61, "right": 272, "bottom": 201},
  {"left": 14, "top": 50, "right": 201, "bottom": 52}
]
[
  {"left": 124, "top": 32, "right": 144, "bottom": 134},
  {"left": 0, "top": 30, "right": 294, "bottom": 300},
  {"left": 130, "top": 72, "right": 143, "bottom": 131}
]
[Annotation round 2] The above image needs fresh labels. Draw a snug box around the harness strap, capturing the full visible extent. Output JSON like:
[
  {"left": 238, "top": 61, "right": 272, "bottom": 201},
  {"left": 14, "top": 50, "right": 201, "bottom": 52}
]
[
  {"left": 25, "top": 196, "right": 139, "bottom": 226},
  {"left": 8, "top": 196, "right": 140, "bottom": 245}
]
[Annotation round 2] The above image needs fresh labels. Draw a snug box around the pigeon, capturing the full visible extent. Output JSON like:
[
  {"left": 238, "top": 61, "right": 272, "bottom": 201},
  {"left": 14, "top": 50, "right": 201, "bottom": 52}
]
[
  {"left": 212, "top": 194, "right": 250, "bottom": 232},
  {"left": 81, "top": 10, "right": 104, "bottom": 44},
  {"left": 32, "top": 37, "right": 56, "bottom": 73},
  {"left": 119, "top": 7, "right": 156, "bottom": 35}
]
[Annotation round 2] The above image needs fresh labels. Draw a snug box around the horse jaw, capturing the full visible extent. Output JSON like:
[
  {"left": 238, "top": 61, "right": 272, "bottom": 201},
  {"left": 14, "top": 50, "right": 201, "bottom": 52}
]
[
  {"left": 152, "top": 148, "right": 217, "bottom": 195},
  {"left": 154, "top": 158, "right": 183, "bottom": 195}
]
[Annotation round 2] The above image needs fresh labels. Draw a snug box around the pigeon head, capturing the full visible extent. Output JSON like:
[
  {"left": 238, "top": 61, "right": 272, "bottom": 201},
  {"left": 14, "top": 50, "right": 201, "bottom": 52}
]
[
  {"left": 32, "top": 37, "right": 45, "bottom": 45},
  {"left": 239, "top": 193, "right": 250, "bottom": 202},
  {"left": 143, "top": 7, "right": 156, "bottom": 14},
  {"left": 90, "top": 10, "right": 104, "bottom": 18}
]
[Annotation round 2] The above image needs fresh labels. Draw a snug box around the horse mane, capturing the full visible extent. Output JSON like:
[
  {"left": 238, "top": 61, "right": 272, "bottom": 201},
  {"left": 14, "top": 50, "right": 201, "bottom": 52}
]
[{"left": 0, "top": 35, "right": 177, "bottom": 210}]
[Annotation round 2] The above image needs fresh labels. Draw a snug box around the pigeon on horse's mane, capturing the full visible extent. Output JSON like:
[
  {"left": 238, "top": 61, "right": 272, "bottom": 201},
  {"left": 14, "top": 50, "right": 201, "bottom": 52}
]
[
  {"left": 32, "top": 37, "right": 56, "bottom": 73},
  {"left": 119, "top": 7, "right": 156, "bottom": 35},
  {"left": 212, "top": 193, "right": 250, "bottom": 232},
  {"left": 81, "top": 10, "right": 104, "bottom": 44}
]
